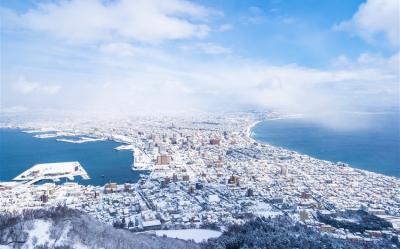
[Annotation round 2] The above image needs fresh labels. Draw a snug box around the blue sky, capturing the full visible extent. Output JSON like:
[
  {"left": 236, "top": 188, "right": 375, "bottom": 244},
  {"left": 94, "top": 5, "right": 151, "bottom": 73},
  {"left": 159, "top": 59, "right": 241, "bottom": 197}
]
[
  {"left": 193, "top": 0, "right": 370, "bottom": 67},
  {"left": 0, "top": 0, "right": 399, "bottom": 121}
]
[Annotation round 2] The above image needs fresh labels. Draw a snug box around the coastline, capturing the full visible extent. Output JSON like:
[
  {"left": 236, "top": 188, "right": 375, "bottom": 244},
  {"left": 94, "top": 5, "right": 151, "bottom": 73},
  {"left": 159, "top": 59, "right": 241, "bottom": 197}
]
[
  {"left": 247, "top": 119, "right": 400, "bottom": 180},
  {"left": 244, "top": 120, "right": 261, "bottom": 140}
]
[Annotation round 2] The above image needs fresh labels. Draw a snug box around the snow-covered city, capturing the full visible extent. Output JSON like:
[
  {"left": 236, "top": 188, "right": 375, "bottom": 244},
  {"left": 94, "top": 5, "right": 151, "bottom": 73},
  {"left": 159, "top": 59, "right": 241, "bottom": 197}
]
[{"left": 1, "top": 112, "right": 399, "bottom": 247}]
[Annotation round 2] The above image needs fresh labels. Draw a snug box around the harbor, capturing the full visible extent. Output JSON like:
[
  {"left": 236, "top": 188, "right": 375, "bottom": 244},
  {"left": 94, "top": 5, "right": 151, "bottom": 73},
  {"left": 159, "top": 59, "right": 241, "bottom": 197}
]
[{"left": 0, "top": 128, "right": 147, "bottom": 186}]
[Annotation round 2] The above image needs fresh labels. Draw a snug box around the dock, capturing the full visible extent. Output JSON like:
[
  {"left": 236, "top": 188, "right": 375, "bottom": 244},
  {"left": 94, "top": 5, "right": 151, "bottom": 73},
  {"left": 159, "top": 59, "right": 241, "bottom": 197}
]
[{"left": 13, "top": 161, "right": 90, "bottom": 185}]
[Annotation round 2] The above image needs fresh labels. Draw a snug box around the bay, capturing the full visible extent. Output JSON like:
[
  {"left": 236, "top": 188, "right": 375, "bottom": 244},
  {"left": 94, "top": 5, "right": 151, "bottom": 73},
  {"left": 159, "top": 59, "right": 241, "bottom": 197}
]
[{"left": 0, "top": 128, "right": 148, "bottom": 185}]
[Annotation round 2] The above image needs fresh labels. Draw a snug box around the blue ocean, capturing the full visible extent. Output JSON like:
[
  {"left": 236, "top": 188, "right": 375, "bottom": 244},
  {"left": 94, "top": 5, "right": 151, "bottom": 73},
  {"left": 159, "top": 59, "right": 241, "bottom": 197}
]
[
  {"left": 252, "top": 112, "right": 400, "bottom": 177},
  {"left": 0, "top": 129, "right": 148, "bottom": 185}
]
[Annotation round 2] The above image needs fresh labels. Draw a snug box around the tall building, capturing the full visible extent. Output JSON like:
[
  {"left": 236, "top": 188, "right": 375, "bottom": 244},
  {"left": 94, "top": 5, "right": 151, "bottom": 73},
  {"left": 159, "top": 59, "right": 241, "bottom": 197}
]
[
  {"left": 188, "top": 185, "right": 194, "bottom": 194},
  {"left": 280, "top": 165, "right": 288, "bottom": 177},
  {"left": 40, "top": 194, "right": 48, "bottom": 203},
  {"left": 161, "top": 177, "right": 170, "bottom": 188},
  {"left": 247, "top": 188, "right": 254, "bottom": 197}
]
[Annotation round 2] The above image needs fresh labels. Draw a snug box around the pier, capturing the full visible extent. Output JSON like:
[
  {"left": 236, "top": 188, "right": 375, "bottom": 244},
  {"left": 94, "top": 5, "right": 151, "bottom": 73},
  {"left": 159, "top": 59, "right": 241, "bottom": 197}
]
[{"left": 13, "top": 161, "right": 90, "bottom": 185}]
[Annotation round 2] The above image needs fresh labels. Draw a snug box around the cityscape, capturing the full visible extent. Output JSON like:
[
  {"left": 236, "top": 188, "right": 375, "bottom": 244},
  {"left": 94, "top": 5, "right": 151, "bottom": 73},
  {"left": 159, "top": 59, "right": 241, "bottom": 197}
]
[
  {"left": 1, "top": 112, "right": 399, "bottom": 247},
  {"left": 1, "top": 0, "right": 399, "bottom": 248}
]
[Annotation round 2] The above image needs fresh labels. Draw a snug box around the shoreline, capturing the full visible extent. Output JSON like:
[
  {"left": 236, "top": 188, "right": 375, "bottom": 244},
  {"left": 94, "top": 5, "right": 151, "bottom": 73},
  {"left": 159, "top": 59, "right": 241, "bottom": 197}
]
[
  {"left": 246, "top": 119, "right": 400, "bottom": 180},
  {"left": 244, "top": 120, "right": 261, "bottom": 140}
]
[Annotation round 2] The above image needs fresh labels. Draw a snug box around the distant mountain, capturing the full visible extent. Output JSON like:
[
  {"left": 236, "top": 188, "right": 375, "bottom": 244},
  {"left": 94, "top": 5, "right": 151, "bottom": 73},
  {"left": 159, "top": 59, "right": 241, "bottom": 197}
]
[{"left": 0, "top": 206, "right": 198, "bottom": 249}]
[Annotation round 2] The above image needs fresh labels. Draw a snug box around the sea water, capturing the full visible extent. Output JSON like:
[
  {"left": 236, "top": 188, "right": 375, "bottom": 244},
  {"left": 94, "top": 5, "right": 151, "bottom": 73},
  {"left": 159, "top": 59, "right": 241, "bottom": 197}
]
[
  {"left": 252, "top": 112, "right": 400, "bottom": 177},
  {"left": 0, "top": 129, "right": 148, "bottom": 185}
]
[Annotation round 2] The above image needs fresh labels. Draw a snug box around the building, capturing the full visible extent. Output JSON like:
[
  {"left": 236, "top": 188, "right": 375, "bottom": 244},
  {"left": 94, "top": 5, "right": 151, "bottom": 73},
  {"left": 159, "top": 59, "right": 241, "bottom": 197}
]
[
  {"left": 280, "top": 165, "right": 288, "bottom": 177},
  {"left": 210, "top": 138, "right": 220, "bottom": 145},
  {"left": 124, "top": 183, "right": 132, "bottom": 192},
  {"left": 161, "top": 177, "right": 170, "bottom": 188},
  {"left": 156, "top": 155, "right": 170, "bottom": 165},
  {"left": 299, "top": 209, "right": 309, "bottom": 221},
  {"left": 141, "top": 220, "right": 162, "bottom": 230},
  {"left": 188, "top": 185, "right": 195, "bottom": 194},
  {"left": 301, "top": 191, "right": 311, "bottom": 199},
  {"left": 104, "top": 183, "right": 118, "bottom": 193},
  {"left": 40, "top": 194, "right": 49, "bottom": 203},
  {"left": 228, "top": 175, "right": 239, "bottom": 185}
]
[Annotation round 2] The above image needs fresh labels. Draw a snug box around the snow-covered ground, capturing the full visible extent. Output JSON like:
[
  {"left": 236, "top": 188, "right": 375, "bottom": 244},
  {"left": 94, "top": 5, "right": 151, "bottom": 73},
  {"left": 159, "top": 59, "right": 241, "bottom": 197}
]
[
  {"left": 56, "top": 137, "right": 106, "bottom": 143},
  {"left": 249, "top": 201, "right": 282, "bottom": 218},
  {"left": 25, "top": 220, "right": 52, "bottom": 248},
  {"left": 34, "top": 133, "right": 58, "bottom": 139},
  {"left": 2, "top": 219, "right": 92, "bottom": 249},
  {"left": 1, "top": 209, "right": 200, "bottom": 249},
  {"left": 151, "top": 229, "right": 222, "bottom": 243},
  {"left": 115, "top": 144, "right": 135, "bottom": 150}
]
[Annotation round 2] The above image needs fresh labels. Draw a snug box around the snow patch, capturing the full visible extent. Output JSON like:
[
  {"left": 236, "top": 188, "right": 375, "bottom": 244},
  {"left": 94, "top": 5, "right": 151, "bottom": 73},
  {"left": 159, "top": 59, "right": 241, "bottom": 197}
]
[
  {"left": 26, "top": 220, "right": 52, "bottom": 248},
  {"left": 152, "top": 229, "right": 222, "bottom": 243}
]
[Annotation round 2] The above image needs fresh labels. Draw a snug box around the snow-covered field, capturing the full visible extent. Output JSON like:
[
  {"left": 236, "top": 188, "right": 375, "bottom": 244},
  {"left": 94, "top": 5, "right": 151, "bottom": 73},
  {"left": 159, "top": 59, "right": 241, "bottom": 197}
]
[{"left": 151, "top": 229, "right": 222, "bottom": 243}]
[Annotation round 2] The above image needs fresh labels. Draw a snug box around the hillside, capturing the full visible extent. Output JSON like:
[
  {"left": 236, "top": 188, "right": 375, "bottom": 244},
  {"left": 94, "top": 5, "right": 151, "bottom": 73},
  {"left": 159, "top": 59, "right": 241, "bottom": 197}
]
[
  {"left": 202, "top": 217, "right": 398, "bottom": 249},
  {"left": 0, "top": 206, "right": 199, "bottom": 249},
  {"left": 1, "top": 207, "right": 398, "bottom": 249}
]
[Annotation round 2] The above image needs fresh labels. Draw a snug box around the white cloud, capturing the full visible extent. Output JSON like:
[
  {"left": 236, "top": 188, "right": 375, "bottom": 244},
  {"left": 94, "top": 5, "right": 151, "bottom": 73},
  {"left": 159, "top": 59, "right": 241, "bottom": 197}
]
[
  {"left": 99, "top": 42, "right": 136, "bottom": 57},
  {"left": 3, "top": 50, "right": 398, "bottom": 129},
  {"left": 218, "top": 24, "right": 232, "bottom": 32},
  {"left": 335, "top": 0, "right": 400, "bottom": 47},
  {"left": 331, "top": 52, "right": 399, "bottom": 72},
  {"left": 13, "top": 77, "right": 61, "bottom": 95},
  {"left": 195, "top": 43, "right": 231, "bottom": 55},
  {"left": 0, "top": 106, "right": 28, "bottom": 113},
  {"left": 180, "top": 42, "right": 231, "bottom": 55},
  {"left": 246, "top": 6, "right": 267, "bottom": 24},
  {"left": 22, "top": 0, "right": 213, "bottom": 44},
  {"left": 77, "top": 50, "right": 398, "bottom": 119},
  {"left": 2, "top": 0, "right": 398, "bottom": 129}
]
